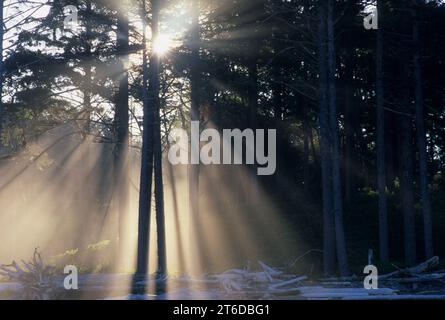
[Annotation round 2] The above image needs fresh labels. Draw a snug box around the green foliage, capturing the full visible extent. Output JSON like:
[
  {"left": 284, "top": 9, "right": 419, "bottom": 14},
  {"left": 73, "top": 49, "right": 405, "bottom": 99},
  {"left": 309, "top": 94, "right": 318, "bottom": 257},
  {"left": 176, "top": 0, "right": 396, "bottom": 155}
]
[
  {"left": 87, "top": 240, "right": 111, "bottom": 251},
  {"left": 50, "top": 240, "right": 113, "bottom": 274}
]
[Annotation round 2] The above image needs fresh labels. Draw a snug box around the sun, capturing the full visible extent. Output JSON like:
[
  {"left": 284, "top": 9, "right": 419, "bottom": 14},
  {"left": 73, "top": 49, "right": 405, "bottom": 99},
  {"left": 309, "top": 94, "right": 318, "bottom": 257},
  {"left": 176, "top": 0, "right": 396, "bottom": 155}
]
[{"left": 153, "top": 34, "right": 173, "bottom": 56}]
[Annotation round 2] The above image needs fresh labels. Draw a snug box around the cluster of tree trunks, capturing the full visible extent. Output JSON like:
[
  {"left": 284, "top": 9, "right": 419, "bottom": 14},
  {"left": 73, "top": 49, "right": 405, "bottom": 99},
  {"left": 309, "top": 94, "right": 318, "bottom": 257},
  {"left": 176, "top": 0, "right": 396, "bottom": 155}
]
[
  {"left": 134, "top": 0, "right": 169, "bottom": 285},
  {"left": 319, "top": 0, "right": 435, "bottom": 272},
  {"left": 378, "top": 0, "right": 433, "bottom": 266}
]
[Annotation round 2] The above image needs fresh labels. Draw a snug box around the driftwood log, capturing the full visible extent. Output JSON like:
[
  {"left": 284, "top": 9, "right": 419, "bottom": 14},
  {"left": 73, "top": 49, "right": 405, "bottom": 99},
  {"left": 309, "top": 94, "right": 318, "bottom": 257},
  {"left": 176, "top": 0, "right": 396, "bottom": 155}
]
[{"left": 379, "top": 256, "right": 440, "bottom": 280}]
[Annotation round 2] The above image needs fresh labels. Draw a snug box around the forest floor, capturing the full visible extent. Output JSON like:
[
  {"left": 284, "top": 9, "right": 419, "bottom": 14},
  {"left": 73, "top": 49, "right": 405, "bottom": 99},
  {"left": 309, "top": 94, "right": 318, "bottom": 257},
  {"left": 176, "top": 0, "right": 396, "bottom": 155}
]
[{"left": 2, "top": 259, "right": 445, "bottom": 299}]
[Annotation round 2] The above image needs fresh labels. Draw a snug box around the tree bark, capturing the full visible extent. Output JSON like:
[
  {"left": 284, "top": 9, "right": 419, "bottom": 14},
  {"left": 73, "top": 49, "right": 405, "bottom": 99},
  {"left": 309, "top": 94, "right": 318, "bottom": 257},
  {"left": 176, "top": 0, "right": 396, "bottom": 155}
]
[
  {"left": 318, "top": 0, "right": 335, "bottom": 276},
  {"left": 344, "top": 71, "right": 354, "bottom": 203},
  {"left": 412, "top": 4, "right": 433, "bottom": 259},
  {"left": 114, "top": 0, "right": 130, "bottom": 267},
  {"left": 327, "top": 0, "right": 349, "bottom": 276},
  {"left": 376, "top": 0, "right": 389, "bottom": 263},
  {"left": 135, "top": 0, "right": 154, "bottom": 277},
  {"left": 151, "top": 0, "right": 167, "bottom": 275},
  {"left": 189, "top": 0, "right": 201, "bottom": 275},
  {"left": 400, "top": 62, "right": 417, "bottom": 266}
]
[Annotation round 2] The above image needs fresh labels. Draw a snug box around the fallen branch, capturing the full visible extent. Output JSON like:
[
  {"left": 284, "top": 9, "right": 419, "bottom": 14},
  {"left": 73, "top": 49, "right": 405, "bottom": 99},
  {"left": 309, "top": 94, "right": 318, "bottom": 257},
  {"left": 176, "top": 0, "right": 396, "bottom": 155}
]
[
  {"left": 0, "top": 249, "right": 58, "bottom": 300},
  {"left": 380, "top": 256, "right": 439, "bottom": 280}
]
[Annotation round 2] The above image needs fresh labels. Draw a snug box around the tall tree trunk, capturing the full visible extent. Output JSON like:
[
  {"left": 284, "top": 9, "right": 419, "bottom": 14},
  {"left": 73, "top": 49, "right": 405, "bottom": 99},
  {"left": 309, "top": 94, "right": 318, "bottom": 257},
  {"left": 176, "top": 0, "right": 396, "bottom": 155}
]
[
  {"left": 165, "top": 137, "right": 185, "bottom": 274},
  {"left": 309, "top": 126, "right": 317, "bottom": 163},
  {"left": 318, "top": 0, "right": 335, "bottom": 276},
  {"left": 151, "top": 0, "right": 166, "bottom": 275},
  {"left": 135, "top": 0, "right": 154, "bottom": 277},
  {"left": 412, "top": 4, "right": 433, "bottom": 259},
  {"left": 376, "top": 0, "right": 389, "bottom": 263},
  {"left": 115, "top": 0, "right": 130, "bottom": 267},
  {"left": 386, "top": 112, "right": 398, "bottom": 190},
  {"left": 400, "top": 62, "right": 417, "bottom": 266},
  {"left": 344, "top": 73, "right": 354, "bottom": 203},
  {"left": 189, "top": 0, "right": 201, "bottom": 275},
  {"left": 327, "top": 0, "right": 349, "bottom": 276}
]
